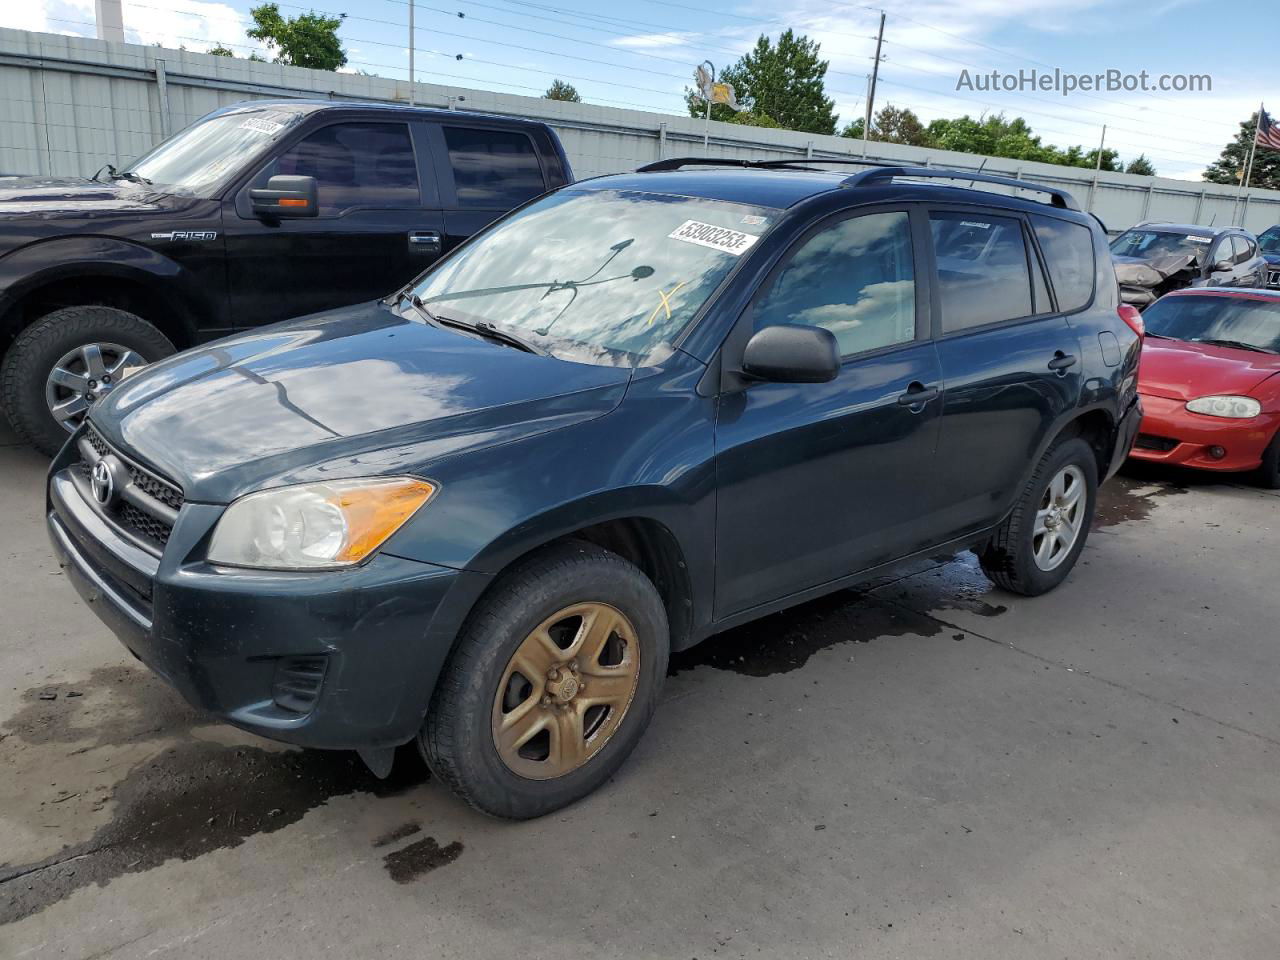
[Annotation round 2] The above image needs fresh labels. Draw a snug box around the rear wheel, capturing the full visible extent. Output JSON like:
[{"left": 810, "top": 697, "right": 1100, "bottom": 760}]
[
  {"left": 978, "top": 437, "right": 1098, "bottom": 596},
  {"left": 1, "top": 306, "right": 174, "bottom": 455},
  {"left": 421, "top": 541, "right": 669, "bottom": 819}
]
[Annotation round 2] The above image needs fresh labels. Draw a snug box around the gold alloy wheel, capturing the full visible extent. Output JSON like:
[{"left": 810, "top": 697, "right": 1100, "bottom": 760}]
[{"left": 491, "top": 602, "right": 641, "bottom": 780}]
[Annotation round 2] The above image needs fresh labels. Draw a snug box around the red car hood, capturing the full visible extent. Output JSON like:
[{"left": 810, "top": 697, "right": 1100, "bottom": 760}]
[{"left": 1139, "top": 337, "right": 1280, "bottom": 402}]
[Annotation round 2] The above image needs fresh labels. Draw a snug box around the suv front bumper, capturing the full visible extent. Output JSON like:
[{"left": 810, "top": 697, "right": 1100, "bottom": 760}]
[{"left": 47, "top": 455, "right": 487, "bottom": 751}]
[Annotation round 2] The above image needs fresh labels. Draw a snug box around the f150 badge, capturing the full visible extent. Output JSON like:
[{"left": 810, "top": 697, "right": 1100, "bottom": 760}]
[{"left": 150, "top": 230, "right": 218, "bottom": 241}]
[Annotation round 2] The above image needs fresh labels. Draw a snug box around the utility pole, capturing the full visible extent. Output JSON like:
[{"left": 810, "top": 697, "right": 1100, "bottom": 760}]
[
  {"left": 408, "top": 0, "right": 415, "bottom": 106},
  {"left": 1087, "top": 124, "right": 1106, "bottom": 211},
  {"left": 1236, "top": 102, "right": 1262, "bottom": 225},
  {"left": 862, "top": 11, "right": 886, "bottom": 145}
]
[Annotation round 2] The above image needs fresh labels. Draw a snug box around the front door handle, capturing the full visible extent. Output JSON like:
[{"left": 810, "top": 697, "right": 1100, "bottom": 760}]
[
  {"left": 1048, "top": 351, "right": 1077, "bottom": 374},
  {"left": 897, "top": 381, "right": 940, "bottom": 409},
  {"left": 408, "top": 230, "right": 442, "bottom": 254}
]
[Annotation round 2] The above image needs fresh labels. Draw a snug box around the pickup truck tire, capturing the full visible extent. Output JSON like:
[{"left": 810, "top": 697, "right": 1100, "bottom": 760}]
[
  {"left": 978, "top": 436, "right": 1098, "bottom": 596},
  {"left": 1, "top": 306, "right": 175, "bottom": 456},
  {"left": 421, "top": 540, "right": 669, "bottom": 819}
]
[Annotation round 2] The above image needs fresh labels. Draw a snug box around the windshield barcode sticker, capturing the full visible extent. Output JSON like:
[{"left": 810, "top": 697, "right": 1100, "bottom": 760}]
[
  {"left": 240, "top": 116, "right": 286, "bottom": 134},
  {"left": 1186, "top": 235, "right": 1212, "bottom": 243},
  {"left": 668, "top": 220, "right": 759, "bottom": 256}
]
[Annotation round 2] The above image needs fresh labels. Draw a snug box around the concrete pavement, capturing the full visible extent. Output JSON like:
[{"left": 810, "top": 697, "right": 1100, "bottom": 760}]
[{"left": 2, "top": 419, "right": 1278, "bottom": 959}]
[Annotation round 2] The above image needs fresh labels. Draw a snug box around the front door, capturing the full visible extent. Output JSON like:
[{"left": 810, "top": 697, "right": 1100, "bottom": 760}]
[
  {"left": 223, "top": 119, "right": 445, "bottom": 333},
  {"left": 714, "top": 207, "right": 943, "bottom": 618}
]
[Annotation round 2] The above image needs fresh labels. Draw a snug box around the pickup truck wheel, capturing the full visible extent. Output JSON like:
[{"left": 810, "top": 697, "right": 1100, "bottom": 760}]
[
  {"left": 978, "top": 437, "right": 1098, "bottom": 597},
  {"left": 421, "top": 541, "right": 669, "bottom": 819},
  {"left": 0, "top": 306, "right": 174, "bottom": 456}
]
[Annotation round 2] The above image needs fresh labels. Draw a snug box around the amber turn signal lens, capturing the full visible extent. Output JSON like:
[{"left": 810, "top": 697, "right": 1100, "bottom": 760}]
[
  {"left": 329, "top": 479, "right": 436, "bottom": 563},
  {"left": 279, "top": 197, "right": 309, "bottom": 207}
]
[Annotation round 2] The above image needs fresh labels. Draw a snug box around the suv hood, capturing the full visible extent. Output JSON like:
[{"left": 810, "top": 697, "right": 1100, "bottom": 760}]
[
  {"left": 0, "top": 175, "right": 167, "bottom": 214},
  {"left": 92, "top": 301, "right": 632, "bottom": 503},
  {"left": 1138, "top": 336, "right": 1280, "bottom": 402}
]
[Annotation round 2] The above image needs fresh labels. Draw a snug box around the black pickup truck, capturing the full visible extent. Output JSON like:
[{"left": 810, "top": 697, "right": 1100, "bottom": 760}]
[{"left": 0, "top": 100, "right": 572, "bottom": 454}]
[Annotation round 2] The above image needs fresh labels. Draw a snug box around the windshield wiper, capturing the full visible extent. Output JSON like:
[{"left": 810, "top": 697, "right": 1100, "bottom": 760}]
[
  {"left": 91, "top": 163, "right": 151, "bottom": 186},
  {"left": 1194, "top": 338, "right": 1277, "bottom": 354},
  {"left": 401, "top": 293, "right": 547, "bottom": 355}
]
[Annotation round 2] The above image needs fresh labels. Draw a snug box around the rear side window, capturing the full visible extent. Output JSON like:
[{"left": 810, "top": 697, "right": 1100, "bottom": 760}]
[
  {"left": 930, "top": 213, "right": 1032, "bottom": 332},
  {"left": 1232, "top": 235, "right": 1255, "bottom": 263},
  {"left": 755, "top": 211, "right": 916, "bottom": 357},
  {"left": 1033, "top": 216, "right": 1096, "bottom": 313},
  {"left": 273, "top": 122, "right": 419, "bottom": 216},
  {"left": 444, "top": 127, "right": 545, "bottom": 208}
]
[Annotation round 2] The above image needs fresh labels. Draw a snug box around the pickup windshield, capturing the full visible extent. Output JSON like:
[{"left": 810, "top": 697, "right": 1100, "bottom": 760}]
[
  {"left": 409, "top": 188, "right": 778, "bottom": 365},
  {"left": 121, "top": 108, "right": 305, "bottom": 198}
]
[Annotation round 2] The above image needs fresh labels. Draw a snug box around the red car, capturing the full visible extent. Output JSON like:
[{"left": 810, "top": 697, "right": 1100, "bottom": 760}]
[{"left": 1131, "top": 287, "right": 1280, "bottom": 486}]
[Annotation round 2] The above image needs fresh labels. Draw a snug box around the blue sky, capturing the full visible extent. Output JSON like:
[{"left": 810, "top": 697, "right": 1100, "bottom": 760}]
[{"left": 5, "top": 0, "right": 1273, "bottom": 179}]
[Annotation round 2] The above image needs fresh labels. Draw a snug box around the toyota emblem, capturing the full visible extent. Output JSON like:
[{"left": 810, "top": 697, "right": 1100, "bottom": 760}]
[{"left": 90, "top": 459, "right": 115, "bottom": 506}]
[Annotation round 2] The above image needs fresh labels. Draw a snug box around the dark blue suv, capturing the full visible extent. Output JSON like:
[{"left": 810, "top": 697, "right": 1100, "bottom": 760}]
[{"left": 47, "top": 159, "right": 1142, "bottom": 818}]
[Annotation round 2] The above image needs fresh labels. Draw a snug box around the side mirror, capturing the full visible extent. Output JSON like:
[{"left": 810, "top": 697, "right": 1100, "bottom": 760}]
[
  {"left": 741, "top": 325, "right": 840, "bottom": 384},
  {"left": 250, "top": 175, "right": 318, "bottom": 218},
  {"left": 1212, "top": 259, "right": 1233, "bottom": 273}
]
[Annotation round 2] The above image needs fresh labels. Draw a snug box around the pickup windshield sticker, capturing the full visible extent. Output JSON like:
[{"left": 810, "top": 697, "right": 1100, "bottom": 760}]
[
  {"left": 668, "top": 220, "right": 759, "bottom": 256},
  {"left": 240, "top": 116, "right": 287, "bottom": 135}
]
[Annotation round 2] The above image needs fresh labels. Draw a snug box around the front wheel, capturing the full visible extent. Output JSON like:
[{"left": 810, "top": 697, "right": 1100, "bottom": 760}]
[
  {"left": 421, "top": 541, "right": 669, "bottom": 819},
  {"left": 0, "top": 306, "right": 175, "bottom": 455},
  {"left": 978, "top": 436, "right": 1098, "bottom": 596}
]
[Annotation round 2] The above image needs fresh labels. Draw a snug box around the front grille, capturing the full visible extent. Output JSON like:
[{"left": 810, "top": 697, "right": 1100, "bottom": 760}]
[
  {"left": 1135, "top": 433, "right": 1179, "bottom": 452},
  {"left": 79, "top": 423, "right": 184, "bottom": 549}
]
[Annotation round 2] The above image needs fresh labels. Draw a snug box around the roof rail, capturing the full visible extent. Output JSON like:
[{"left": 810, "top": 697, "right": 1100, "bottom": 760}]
[
  {"left": 843, "top": 166, "right": 1080, "bottom": 210},
  {"left": 634, "top": 157, "right": 1081, "bottom": 210}
]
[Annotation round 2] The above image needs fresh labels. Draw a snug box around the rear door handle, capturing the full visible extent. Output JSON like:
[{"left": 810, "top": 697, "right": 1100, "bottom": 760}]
[
  {"left": 1048, "top": 351, "right": 1077, "bottom": 373},
  {"left": 897, "top": 381, "right": 940, "bottom": 409},
  {"left": 408, "top": 230, "right": 441, "bottom": 254}
]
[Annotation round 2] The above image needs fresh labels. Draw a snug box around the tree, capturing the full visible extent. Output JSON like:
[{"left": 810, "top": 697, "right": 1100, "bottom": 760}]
[
  {"left": 1125, "top": 154, "right": 1157, "bottom": 176},
  {"left": 842, "top": 104, "right": 929, "bottom": 146},
  {"left": 246, "top": 3, "right": 346, "bottom": 71},
  {"left": 207, "top": 45, "right": 235, "bottom": 57},
  {"left": 544, "top": 80, "right": 581, "bottom": 102},
  {"left": 1205, "top": 112, "right": 1280, "bottom": 190},
  {"left": 685, "top": 30, "right": 837, "bottom": 135}
]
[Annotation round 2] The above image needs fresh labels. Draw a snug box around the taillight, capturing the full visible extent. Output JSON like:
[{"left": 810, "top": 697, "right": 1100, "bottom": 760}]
[{"left": 1118, "top": 304, "right": 1144, "bottom": 338}]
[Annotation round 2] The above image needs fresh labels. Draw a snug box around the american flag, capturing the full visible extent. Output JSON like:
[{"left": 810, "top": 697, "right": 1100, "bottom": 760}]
[{"left": 1257, "top": 107, "right": 1280, "bottom": 151}]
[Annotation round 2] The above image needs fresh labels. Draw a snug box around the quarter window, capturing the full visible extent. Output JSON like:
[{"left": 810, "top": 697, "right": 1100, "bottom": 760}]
[
  {"left": 1033, "top": 216, "right": 1097, "bottom": 313},
  {"left": 444, "top": 127, "right": 545, "bottom": 208},
  {"left": 1232, "top": 235, "right": 1255, "bottom": 264},
  {"left": 272, "top": 122, "right": 419, "bottom": 216},
  {"left": 931, "top": 213, "right": 1033, "bottom": 332},
  {"left": 754, "top": 211, "right": 917, "bottom": 357}
]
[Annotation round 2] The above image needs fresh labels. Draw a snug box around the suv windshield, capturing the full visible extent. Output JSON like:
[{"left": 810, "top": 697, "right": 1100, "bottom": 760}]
[
  {"left": 409, "top": 188, "right": 778, "bottom": 365},
  {"left": 1144, "top": 294, "right": 1280, "bottom": 353},
  {"left": 1110, "top": 229, "right": 1212, "bottom": 261},
  {"left": 121, "top": 108, "right": 305, "bottom": 197}
]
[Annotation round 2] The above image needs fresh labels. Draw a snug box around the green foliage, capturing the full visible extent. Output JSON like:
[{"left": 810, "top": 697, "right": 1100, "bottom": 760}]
[
  {"left": 685, "top": 30, "right": 837, "bottom": 135},
  {"left": 246, "top": 3, "right": 347, "bottom": 71},
  {"left": 842, "top": 105, "right": 930, "bottom": 146},
  {"left": 728, "top": 110, "right": 780, "bottom": 129},
  {"left": 1125, "top": 154, "right": 1157, "bottom": 176},
  {"left": 207, "top": 45, "right": 236, "bottom": 57},
  {"left": 544, "top": 80, "right": 582, "bottom": 102},
  {"left": 1204, "top": 113, "right": 1280, "bottom": 189}
]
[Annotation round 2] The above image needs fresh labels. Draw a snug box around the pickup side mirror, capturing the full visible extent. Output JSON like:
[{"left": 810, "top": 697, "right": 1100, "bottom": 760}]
[
  {"left": 741, "top": 324, "right": 840, "bottom": 384},
  {"left": 250, "top": 175, "right": 318, "bottom": 218}
]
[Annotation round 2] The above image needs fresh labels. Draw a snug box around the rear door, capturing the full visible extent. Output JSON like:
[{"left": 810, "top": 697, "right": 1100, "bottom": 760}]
[
  {"left": 223, "top": 118, "right": 445, "bottom": 329},
  {"left": 713, "top": 206, "right": 943, "bottom": 617},
  {"left": 430, "top": 123, "right": 551, "bottom": 252},
  {"left": 927, "top": 207, "right": 1084, "bottom": 541}
]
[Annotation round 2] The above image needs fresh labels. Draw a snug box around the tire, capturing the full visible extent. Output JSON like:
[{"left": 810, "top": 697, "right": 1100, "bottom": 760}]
[
  {"left": 421, "top": 540, "right": 669, "bottom": 819},
  {"left": 978, "top": 436, "right": 1098, "bottom": 597},
  {"left": 0, "top": 306, "right": 175, "bottom": 456},
  {"left": 1257, "top": 431, "right": 1280, "bottom": 489}
]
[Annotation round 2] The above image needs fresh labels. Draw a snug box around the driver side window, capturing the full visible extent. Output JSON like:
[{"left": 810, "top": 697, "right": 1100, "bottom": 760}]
[
  {"left": 264, "top": 122, "right": 420, "bottom": 217},
  {"left": 754, "top": 211, "right": 917, "bottom": 357}
]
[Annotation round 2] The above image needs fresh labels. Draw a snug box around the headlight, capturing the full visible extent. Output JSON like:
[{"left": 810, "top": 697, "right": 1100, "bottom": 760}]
[
  {"left": 1185, "top": 395, "right": 1261, "bottom": 419},
  {"left": 207, "top": 477, "right": 436, "bottom": 570}
]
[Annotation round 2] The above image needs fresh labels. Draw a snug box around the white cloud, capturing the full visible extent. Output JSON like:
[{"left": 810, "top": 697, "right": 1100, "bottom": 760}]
[
  {"left": 0, "top": 0, "right": 266, "bottom": 56},
  {"left": 612, "top": 32, "right": 696, "bottom": 50}
]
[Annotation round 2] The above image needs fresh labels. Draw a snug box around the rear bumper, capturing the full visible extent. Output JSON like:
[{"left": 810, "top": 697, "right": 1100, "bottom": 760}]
[
  {"left": 47, "top": 461, "right": 489, "bottom": 750},
  {"left": 1106, "top": 395, "right": 1144, "bottom": 479},
  {"left": 1129, "top": 393, "right": 1279, "bottom": 472}
]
